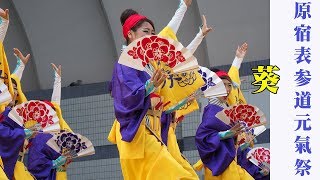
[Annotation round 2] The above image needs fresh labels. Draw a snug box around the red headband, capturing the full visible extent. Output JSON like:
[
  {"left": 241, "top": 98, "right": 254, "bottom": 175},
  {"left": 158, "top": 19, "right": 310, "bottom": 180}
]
[
  {"left": 122, "top": 14, "right": 147, "bottom": 39},
  {"left": 215, "top": 70, "right": 229, "bottom": 78},
  {"left": 215, "top": 70, "right": 233, "bottom": 83}
]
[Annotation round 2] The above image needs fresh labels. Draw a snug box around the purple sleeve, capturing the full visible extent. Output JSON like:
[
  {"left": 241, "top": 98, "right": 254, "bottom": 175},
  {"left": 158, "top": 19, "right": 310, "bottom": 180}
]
[
  {"left": 237, "top": 147, "right": 269, "bottom": 179},
  {"left": 0, "top": 110, "right": 25, "bottom": 179},
  {"left": 160, "top": 113, "right": 173, "bottom": 145},
  {"left": 0, "top": 107, "right": 10, "bottom": 122},
  {"left": 112, "top": 63, "right": 151, "bottom": 142},
  {"left": 195, "top": 104, "right": 236, "bottom": 176},
  {"left": 27, "top": 133, "right": 60, "bottom": 180}
]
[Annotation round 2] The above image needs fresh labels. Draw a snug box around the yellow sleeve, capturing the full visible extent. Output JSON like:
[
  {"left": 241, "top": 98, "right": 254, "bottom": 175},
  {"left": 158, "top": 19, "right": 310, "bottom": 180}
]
[
  {"left": 158, "top": 26, "right": 178, "bottom": 41},
  {"left": 175, "top": 99, "right": 199, "bottom": 119},
  {"left": 227, "top": 66, "right": 247, "bottom": 105},
  {"left": 228, "top": 66, "right": 241, "bottom": 85},
  {"left": 11, "top": 74, "right": 28, "bottom": 104},
  {"left": 56, "top": 172, "right": 68, "bottom": 180},
  {"left": 107, "top": 120, "right": 118, "bottom": 144},
  {"left": 52, "top": 102, "right": 73, "bottom": 132},
  {"left": 0, "top": 42, "right": 14, "bottom": 113}
]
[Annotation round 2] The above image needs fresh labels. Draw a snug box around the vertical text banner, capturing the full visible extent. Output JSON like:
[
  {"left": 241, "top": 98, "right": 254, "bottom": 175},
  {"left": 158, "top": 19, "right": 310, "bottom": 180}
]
[{"left": 271, "top": 0, "right": 320, "bottom": 179}]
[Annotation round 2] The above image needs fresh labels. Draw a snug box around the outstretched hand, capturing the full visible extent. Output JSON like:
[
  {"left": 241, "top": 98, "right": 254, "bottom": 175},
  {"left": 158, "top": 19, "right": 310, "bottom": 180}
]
[
  {"left": 235, "top": 42, "right": 248, "bottom": 59},
  {"left": 13, "top": 48, "right": 31, "bottom": 65},
  {"left": 51, "top": 63, "right": 62, "bottom": 77},
  {"left": 183, "top": 0, "right": 192, "bottom": 7},
  {"left": 0, "top": 8, "right": 9, "bottom": 20},
  {"left": 201, "top": 15, "right": 213, "bottom": 36}
]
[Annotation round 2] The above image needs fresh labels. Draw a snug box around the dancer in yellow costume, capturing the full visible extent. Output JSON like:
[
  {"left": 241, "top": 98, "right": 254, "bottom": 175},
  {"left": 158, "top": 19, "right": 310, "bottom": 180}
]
[
  {"left": 0, "top": 9, "right": 34, "bottom": 180},
  {"left": 0, "top": 7, "right": 10, "bottom": 180},
  {"left": 50, "top": 63, "right": 72, "bottom": 132},
  {"left": 194, "top": 68, "right": 253, "bottom": 180},
  {"left": 194, "top": 43, "right": 255, "bottom": 179},
  {"left": 51, "top": 63, "right": 72, "bottom": 180},
  {"left": 11, "top": 48, "right": 37, "bottom": 180},
  {"left": 108, "top": 1, "right": 204, "bottom": 179},
  {"left": 0, "top": 8, "right": 13, "bottom": 113},
  {"left": 27, "top": 63, "right": 72, "bottom": 180},
  {"left": 0, "top": 49, "right": 35, "bottom": 180},
  {"left": 11, "top": 57, "right": 71, "bottom": 180},
  {"left": 110, "top": 2, "right": 208, "bottom": 179},
  {"left": 0, "top": 16, "right": 35, "bottom": 178},
  {"left": 10, "top": 48, "right": 35, "bottom": 180}
]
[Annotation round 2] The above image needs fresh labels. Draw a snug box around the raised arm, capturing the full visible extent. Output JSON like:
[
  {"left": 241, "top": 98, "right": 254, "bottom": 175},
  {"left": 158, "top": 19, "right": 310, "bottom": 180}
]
[
  {"left": 186, "top": 15, "right": 213, "bottom": 54},
  {"left": 12, "top": 48, "right": 31, "bottom": 80},
  {"left": 51, "top": 63, "right": 61, "bottom": 105},
  {"left": 166, "top": 0, "right": 192, "bottom": 33},
  {"left": 232, "top": 42, "right": 248, "bottom": 70},
  {"left": 0, "top": 8, "right": 9, "bottom": 43}
]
